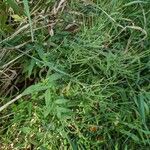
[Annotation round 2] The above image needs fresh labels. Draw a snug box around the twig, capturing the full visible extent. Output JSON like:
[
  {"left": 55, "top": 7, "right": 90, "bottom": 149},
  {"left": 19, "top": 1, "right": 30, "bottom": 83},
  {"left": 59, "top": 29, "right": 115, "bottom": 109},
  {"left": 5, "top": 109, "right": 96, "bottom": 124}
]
[
  {"left": 52, "top": 0, "right": 66, "bottom": 15},
  {"left": 0, "top": 24, "right": 29, "bottom": 44},
  {"left": 0, "top": 94, "right": 23, "bottom": 112}
]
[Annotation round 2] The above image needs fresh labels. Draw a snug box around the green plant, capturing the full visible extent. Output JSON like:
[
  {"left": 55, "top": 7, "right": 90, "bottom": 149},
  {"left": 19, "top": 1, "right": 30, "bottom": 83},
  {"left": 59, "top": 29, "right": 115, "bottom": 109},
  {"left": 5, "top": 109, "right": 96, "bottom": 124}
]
[{"left": 0, "top": 0, "right": 150, "bottom": 149}]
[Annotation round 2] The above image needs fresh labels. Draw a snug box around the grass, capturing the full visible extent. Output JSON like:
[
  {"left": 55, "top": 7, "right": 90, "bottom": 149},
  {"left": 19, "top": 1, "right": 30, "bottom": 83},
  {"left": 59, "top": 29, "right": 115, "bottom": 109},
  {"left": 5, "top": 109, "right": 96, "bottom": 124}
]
[{"left": 0, "top": 0, "right": 150, "bottom": 149}]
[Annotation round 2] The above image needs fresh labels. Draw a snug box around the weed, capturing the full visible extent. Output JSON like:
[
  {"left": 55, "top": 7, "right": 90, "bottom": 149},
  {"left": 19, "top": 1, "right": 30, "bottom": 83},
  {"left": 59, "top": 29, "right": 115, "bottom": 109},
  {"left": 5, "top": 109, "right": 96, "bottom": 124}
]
[{"left": 0, "top": 0, "right": 150, "bottom": 149}]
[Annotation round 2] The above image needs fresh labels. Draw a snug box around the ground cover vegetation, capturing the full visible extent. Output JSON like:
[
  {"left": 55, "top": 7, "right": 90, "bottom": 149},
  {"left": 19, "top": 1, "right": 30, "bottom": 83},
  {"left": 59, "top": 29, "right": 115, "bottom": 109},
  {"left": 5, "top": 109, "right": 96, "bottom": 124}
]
[{"left": 0, "top": 0, "right": 150, "bottom": 149}]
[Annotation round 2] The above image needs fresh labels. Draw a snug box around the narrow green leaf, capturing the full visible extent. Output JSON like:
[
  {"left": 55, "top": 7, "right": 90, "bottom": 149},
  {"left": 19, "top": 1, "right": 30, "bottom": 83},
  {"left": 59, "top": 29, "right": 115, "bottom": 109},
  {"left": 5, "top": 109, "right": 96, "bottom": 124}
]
[
  {"left": 23, "top": 83, "right": 49, "bottom": 95},
  {"left": 35, "top": 44, "right": 45, "bottom": 60},
  {"left": 144, "top": 101, "right": 149, "bottom": 116},
  {"left": 120, "top": 130, "right": 140, "bottom": 142},
  {"left": 122, "top": 122, "right": 150, "bottom": 135},
  {"left": 6, "top": 0, "right": 23, "bottom": 15},
  {"left": 23, "top": 0, "right": 34, "bottom": 41},
  {"left": 138, "top": 94, "right": 146, "bottom": 125},
  {"left": 55, "top": 99, "right": 68, "bottom": 104},
  {"left": 123, "top": 1, "right": 147, "bottom": 7},
  {"left": 28, "top": 59, "right": 35, "bottom": 77},
  {"left": 46, "top": 73, "right": 63, "bottom": 83},
  {"left": 45, "top": 89, "right": 52, "bottom": 107},
  {"left": 43, "top": 106, "right": 52, "bottom": 118}
]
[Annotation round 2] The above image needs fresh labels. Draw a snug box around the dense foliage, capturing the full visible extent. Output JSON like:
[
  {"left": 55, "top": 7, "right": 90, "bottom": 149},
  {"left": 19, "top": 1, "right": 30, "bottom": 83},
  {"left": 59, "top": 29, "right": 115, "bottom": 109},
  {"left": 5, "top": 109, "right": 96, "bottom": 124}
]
[{"left": 0, "top": 0, "right": 150, "bottom": 149}]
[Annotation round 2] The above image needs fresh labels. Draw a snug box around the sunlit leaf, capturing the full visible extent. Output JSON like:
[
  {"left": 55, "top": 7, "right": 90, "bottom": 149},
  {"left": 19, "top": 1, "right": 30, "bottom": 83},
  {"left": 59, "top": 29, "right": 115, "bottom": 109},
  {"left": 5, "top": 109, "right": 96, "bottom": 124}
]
[
  {"left": 55, "top": 99, "right": 68, "bottom": 104},
  {"left": 11, "top": 14, "right": 25, "bottom": 22}
]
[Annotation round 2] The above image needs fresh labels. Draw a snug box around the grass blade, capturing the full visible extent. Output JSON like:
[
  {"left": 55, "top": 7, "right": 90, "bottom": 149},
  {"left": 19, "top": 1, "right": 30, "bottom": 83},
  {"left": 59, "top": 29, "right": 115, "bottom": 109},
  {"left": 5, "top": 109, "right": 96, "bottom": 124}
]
[
  {"left": 23, "top": 0, "right": 34, "bottom": 41},
  {"left": 139, "top": 94, "right": 146, "bottom": 126},
  {"left": 123, "top": 1, "right": 147, "bottom": 7},
  {"left": 6, "top": 0, "right": 23, "bottom": 15}
]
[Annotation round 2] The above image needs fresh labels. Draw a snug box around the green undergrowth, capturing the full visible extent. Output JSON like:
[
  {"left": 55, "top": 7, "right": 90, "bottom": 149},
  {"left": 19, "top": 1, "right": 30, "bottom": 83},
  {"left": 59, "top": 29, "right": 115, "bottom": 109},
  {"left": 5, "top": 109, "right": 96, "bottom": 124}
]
[{"left": 0, "top": 0, "right": 150, "bottom": 149}]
